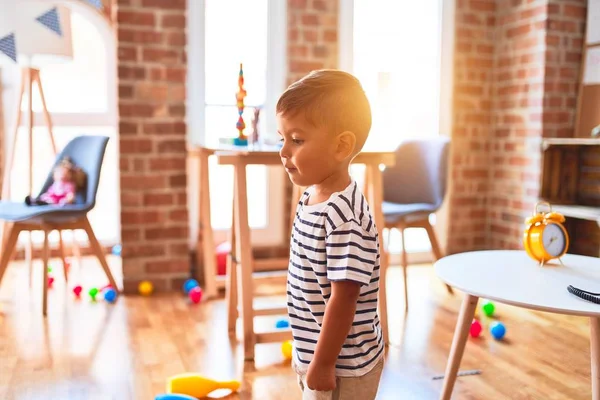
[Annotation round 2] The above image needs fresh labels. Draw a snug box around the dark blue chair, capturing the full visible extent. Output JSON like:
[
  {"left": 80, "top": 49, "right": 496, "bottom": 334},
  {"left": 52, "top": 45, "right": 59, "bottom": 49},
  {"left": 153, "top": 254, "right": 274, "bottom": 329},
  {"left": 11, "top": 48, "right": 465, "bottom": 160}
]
[
  {"left": 382, "top": 137, "right": 453, "bottom": 310},
  {"left": 0, "top": 135, "right": 118, "bottom": 315}
]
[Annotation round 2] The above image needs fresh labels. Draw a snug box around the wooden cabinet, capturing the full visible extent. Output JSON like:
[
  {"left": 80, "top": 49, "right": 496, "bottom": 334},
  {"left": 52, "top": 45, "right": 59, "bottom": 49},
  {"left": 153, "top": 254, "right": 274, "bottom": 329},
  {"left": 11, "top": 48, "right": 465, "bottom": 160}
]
[{"left": 540, "top": 138, "right": 600, "bottom": 257}]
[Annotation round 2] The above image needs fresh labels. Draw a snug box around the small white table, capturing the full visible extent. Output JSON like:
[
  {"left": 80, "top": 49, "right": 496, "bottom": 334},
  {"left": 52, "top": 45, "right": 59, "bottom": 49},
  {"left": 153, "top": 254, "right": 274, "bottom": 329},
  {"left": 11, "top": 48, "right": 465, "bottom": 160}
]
[{"left": 435, "top": 250, "right": 600, "bottom": 400}]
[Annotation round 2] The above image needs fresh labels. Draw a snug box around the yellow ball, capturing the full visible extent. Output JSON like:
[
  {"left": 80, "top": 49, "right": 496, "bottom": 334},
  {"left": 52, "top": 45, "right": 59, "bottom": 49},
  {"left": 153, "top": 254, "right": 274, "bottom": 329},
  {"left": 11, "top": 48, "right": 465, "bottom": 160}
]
[
  {"left": 138, "top": 280, "right": 153, "bottom": 296},
  {"left": 281, "top": 340, "right": 293, "bottom": 360}
]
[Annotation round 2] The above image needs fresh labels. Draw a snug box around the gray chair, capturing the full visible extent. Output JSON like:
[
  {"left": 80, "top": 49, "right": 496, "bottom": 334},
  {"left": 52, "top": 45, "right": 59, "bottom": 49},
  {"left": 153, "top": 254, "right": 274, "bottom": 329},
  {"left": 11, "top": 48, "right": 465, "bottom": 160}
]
[
  {"left": 0, "top": 135, "right": 118, "bottom": 315},
  {"left": 382, "top": 137, "right": 453, "bottom": 310}
]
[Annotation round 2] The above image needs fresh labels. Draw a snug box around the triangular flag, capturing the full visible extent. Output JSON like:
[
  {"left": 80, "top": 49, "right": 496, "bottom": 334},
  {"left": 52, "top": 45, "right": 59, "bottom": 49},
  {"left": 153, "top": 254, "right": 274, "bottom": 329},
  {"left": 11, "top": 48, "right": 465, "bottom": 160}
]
[
  {"left": 0, "top": 32, "right": 16, "bottom": 62},
  {"left": 83, "top": 0, "right": 104, "bottom": 10},
  {"left": 35, "top": 7, "right": 62, "bottom": 36}
]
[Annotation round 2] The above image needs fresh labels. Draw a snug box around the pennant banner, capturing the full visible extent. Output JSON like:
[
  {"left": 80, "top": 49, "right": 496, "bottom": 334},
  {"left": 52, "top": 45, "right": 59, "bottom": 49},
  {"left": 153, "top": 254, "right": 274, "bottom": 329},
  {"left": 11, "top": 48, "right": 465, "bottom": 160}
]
[
  {"left": 35, "top": 7, "right": 63, "bottom": 36},
  {"left": 83, "top": 0, "right": 104, "bottom": 10},
  {"left": 0, "top": 33, "right": 17, "bottom": 62}
]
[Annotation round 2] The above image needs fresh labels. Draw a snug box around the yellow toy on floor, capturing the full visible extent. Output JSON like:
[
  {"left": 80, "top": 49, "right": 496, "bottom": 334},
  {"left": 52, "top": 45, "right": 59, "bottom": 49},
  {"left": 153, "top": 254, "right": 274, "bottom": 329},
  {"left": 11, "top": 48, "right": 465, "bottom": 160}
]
[{"left": 167, "top": 373, "right": 240, "bottom": 398}]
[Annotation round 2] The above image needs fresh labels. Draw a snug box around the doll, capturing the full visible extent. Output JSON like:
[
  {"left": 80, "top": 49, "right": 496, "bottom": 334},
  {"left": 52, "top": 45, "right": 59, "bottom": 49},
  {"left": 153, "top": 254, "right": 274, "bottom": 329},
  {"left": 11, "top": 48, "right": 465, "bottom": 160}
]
[{"left": 25, "top": 157, "right": 86, "bottom": 206}]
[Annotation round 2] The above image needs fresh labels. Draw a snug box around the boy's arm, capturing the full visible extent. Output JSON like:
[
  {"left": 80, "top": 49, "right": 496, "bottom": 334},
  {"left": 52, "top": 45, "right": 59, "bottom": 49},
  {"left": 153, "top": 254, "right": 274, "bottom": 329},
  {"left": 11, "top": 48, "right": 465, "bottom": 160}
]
[
  {"left": 306, "top": 281, "right": 361, "bottom": 391},
  {"left": 313, "top": 280, "right": 361, "bottom": 366}
]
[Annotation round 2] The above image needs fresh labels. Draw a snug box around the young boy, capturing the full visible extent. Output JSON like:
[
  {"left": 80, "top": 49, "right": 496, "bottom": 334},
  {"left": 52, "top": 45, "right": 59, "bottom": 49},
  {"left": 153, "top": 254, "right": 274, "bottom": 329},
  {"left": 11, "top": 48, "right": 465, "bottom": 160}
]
[{"left": 277, "top": 70, "right": 384, "bottom": 400}]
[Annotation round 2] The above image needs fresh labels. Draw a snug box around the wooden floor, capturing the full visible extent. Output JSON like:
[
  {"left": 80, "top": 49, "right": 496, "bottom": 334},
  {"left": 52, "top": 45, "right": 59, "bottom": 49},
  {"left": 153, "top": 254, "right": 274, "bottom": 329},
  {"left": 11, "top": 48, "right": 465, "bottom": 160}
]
[{"left": 0, "top": 255, "right": 595, "bottom": 399}]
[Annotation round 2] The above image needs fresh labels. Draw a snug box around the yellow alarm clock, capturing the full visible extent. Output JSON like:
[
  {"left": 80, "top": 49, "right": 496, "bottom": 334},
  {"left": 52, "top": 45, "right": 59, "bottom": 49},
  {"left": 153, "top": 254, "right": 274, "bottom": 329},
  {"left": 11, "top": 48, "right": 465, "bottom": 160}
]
[{"left": 523, "top": 201, "right": 569, "bottom": 266}]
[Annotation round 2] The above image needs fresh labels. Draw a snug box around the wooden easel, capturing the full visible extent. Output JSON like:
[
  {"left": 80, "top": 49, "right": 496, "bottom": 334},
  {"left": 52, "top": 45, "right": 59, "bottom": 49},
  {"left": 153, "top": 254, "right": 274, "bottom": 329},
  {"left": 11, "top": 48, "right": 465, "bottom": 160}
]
[{"left": 0, "top": 67, "right": 80, "bottom": 285}]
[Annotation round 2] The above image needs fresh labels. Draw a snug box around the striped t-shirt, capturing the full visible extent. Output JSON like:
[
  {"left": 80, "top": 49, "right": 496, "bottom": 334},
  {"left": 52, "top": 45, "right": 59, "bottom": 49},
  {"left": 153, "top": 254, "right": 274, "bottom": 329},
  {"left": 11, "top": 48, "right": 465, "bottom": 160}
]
[{"left": 287, "top": 180, "right": 384, "bottom": 377}]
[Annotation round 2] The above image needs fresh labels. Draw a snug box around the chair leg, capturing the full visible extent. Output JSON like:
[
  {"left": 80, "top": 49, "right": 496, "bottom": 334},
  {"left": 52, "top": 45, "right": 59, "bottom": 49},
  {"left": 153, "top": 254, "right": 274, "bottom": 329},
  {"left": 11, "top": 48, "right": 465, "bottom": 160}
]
[
  {"left": 81, "top": 217, "right": 118, "bottom": 291},
  {"left": 424, "top": 219, "right": 454, "bottom": 295},
  {"left": 26, "top": 233, "right": 33, "bottom": 288},
  {"left": 42, "top": 229, "right": 49, "bottom": 316},
  {"left": 58, "top": 231, "right": 69, "bottom": 282},
  {"left": 399, "top": 227, "right": 409, "bottom": 311},
  {"left": 0, "top": 223, "right": 21, "bottom": 286}
]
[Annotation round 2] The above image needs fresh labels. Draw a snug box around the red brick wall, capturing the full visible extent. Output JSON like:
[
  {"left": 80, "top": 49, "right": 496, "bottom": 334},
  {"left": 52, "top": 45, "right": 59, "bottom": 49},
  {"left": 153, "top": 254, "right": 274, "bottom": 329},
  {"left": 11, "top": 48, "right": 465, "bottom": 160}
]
[
  {"left": 448, "top": 0, "right": 586, "bottom": 253},
  {"left": 488, "top": 0, "right": 547, "bottom": 249},
  {"left": 446, "top": 0, "right": 496, "bottom": 254},
  {"left": 116, "top": 0, "right": 189, "bottom": 293},
  {"left": 543, "top": 0, "right": 586, "bottom": 140},
  {"left": 284, "top": 0, "right": 339, "bottom": 233},
  {"left": 287, "top": 0, "right": 339, "bottom": 84}
]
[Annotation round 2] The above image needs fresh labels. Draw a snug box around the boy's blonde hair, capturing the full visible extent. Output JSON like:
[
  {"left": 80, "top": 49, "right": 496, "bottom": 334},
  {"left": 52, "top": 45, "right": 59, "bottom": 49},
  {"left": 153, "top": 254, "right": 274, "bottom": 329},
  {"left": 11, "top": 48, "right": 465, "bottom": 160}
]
[{"left": 276, "top": 69, "right": 372, "bottom": 154}]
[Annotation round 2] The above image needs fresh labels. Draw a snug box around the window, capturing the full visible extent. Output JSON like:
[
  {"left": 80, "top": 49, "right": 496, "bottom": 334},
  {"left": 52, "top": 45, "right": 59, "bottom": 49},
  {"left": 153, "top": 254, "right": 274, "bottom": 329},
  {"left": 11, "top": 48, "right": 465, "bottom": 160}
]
[
  {"left": 188, "top": 0, "right": 286, "bottom": 244},
  {"left": 340, "top": 0, "right": 446, "bottom": 254},
  {"left": 4, "top": 10, "right": 118, "bottom": 247}
]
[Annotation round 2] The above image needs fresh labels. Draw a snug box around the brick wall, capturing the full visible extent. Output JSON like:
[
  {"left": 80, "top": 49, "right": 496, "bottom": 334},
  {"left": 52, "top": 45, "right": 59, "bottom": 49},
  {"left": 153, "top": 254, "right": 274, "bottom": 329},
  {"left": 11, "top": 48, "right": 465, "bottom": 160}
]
[
  {"left": 448, "top": 0, "right": 586, "bottom": 253},
  {"left": 287, "top": 0, "right": 339, "bottom": 85},
  {"left": 283, "top": 0, "right": 339, "bottom": 234},
  {"left": 116, "top": 0, "right": 189, "bottom": 293},
  {"left": 446, "top": 0, "right": 496, "bottom": 254},
  {"left": 543, "top": 0, "right": 585, "bottom": 140},
  {"left": 488, "top": 0, "right": 547, "bottom": 249}
]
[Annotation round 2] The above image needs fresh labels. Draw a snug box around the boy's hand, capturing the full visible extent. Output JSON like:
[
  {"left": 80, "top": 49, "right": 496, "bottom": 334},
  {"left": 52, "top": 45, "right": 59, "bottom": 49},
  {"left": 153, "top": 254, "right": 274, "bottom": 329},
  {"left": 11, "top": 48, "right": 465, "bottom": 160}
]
[{"left": 306, "top": 361, "right": 336, "bottom": 391}]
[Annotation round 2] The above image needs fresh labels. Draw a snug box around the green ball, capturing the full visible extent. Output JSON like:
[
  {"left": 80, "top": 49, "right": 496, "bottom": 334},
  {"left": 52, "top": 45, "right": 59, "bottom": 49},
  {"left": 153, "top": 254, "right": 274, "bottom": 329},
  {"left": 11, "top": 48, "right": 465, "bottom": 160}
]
[
  {"left": 89, "top": 288, "right": 99, "bottom": 299},
  {"left": 482, "top": 301, "right": 495, "bottom": 317}
]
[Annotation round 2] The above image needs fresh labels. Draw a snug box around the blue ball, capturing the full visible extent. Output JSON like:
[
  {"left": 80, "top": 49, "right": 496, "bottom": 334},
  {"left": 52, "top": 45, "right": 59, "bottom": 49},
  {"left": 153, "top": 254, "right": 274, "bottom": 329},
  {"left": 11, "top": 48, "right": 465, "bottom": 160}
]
[
  {"left": 183, "top": 278, "right": 199, "bottom": 294},
  {"left": 275, "top": 318, "right": 290, "bottom": 329},
  {"left": 490, "top": 321, "right": 506, "bottom": 340},
  {"left": 155, "top": 394, "right": 197, "bottom": 400},
  {"left": 112, "top": 244, "right": 122, "bottom": 256},
  {"left": 104, "top": 288, "right": 117, "bottom": 303}
]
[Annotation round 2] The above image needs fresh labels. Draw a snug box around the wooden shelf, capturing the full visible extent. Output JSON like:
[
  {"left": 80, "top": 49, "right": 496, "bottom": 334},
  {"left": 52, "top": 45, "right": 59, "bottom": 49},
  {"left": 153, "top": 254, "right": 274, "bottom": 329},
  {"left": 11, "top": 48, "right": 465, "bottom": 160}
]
[
  {"left": 542, "top": 138, "right": 600, "bottom": 149},
  {"left": 552, "top": 204, "right": 600, "bottom": 224}
]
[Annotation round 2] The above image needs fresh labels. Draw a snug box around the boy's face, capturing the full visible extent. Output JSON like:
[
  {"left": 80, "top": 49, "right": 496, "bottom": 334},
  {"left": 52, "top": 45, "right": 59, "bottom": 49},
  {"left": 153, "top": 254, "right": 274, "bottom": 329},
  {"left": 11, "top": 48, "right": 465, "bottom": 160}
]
[{"left": 277, "top": 113, "right": 340, "bottom": 187}]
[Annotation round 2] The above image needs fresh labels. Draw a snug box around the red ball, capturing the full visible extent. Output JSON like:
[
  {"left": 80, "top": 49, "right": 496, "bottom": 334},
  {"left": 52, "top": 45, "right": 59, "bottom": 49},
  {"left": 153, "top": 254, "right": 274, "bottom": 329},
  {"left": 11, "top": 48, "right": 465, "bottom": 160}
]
[
  {"left": 189, "top": 286, "right": 203, "bottom": 304},
  {"left": 73, "top": 285, "right": 83, "bottom": 297},
  {"left": 470, "top": 319, "right": 483, "bottom": 337},
  {"left": 48, "top": 276, "right": 54, "bottom": 287},
  {"left": 215, "top": 241, "right": 230, "bottom": 276}
]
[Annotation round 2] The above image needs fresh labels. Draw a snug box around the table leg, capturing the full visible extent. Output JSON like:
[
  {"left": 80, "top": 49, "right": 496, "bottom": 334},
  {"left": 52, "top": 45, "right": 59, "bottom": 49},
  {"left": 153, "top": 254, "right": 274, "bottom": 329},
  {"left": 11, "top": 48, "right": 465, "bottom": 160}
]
[
  {"left": 226, "top": 181, "right": 238, "bottom": 337},
  {"left": 591, "top": 317, "right": 599, "bottom": 400},
  {"left": 233, "top": 162, "right": 256, "bottom": 360},
  {"left": 198, "top": 149, "right": 217, "bottom": 299},
  {"left": 366, "top": 164, "right": 389, "bottom": 345},
  {"left": 440, "top": 294, "right": 478, "bottom": 400}
]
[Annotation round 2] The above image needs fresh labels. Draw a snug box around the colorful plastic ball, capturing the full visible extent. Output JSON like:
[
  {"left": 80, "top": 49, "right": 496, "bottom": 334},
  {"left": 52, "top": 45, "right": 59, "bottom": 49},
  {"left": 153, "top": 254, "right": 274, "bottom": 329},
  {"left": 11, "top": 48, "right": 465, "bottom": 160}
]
[
  {"left": 189, "top": 286, "right": 203, "bottom": 304},
  {"left": 281, "top": 340, "right": 293, "bottom": 360},
  {"left": 48, "top": 276, "right": 54, "bottom": 288},
  {"left": 112, "top": 244, "right": 122, "bottom": 256},
  {"left": 470, "top": 319, "right": 482, "bottom": 337},
  {"left": 73, "top": 285, "right": 83, "bottom": 297},
  {"left": 490, "top": 321, "right": 506, "bottom": 340},
  {"left": 275, "top": 318, "right": 290, "bottom": 329},
  {"left": 482, "top": 300, "right": 495, "bottom": 317},
  {"left": 138, "top": 281, "right": 153, "bottom": 296},
  {"left": 183, "top": 278, "right": 199, "bottom": 294},
  {"left": 89, "top": 287, "right": 99, "bottom": 301},
  {"left": 155, "top": 393, "right": 198, "bottom": 400},
  {"left": 104, "top": 288, "right": 117, "bottom": 303},
  {"left": 216, "top": 241, "right": 231, "bottom": 276}
]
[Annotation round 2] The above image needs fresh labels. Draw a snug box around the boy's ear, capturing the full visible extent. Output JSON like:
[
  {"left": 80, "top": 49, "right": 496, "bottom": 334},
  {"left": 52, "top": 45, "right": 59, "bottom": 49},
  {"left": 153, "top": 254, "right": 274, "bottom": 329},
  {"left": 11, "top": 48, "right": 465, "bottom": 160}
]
[{"left": 336, "top": 131, "right": 356, "bottom": 160}]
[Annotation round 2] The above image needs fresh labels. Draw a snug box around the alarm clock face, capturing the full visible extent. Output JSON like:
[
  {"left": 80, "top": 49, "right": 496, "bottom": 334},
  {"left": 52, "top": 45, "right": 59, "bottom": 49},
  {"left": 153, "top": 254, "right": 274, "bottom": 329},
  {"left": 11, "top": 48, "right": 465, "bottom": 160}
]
[{"left": 542, "top": 222, "right": 567, "bottom": 257}]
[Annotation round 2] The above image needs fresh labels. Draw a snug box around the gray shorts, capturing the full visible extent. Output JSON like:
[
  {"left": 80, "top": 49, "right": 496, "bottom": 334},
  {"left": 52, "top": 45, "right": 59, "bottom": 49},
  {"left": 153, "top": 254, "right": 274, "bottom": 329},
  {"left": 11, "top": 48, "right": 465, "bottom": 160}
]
[{"left": 292, "top": 358, "right": 384, "bottom": 400}]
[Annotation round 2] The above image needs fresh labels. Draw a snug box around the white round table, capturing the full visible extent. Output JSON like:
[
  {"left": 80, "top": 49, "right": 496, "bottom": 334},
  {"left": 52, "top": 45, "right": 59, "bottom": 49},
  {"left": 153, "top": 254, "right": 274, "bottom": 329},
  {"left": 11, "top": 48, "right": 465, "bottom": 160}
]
[{"left": 434, "top": 250, "right": 600, "bottom": 400}]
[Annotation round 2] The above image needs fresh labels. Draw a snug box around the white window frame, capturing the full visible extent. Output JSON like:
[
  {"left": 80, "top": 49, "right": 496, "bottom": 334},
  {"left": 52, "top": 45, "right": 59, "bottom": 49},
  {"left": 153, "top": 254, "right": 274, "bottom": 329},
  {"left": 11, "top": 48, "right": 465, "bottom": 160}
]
[
  {"left": 338, "top": 0, "right": 454, "bottom": 262},
  {"left": 187, "top": 0, "right": 287, "bottom": 247},
  {"left": 1, "top": 2, "right": 119, "bottom": 247}
]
